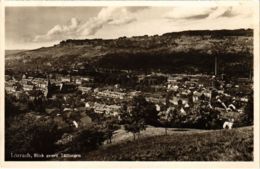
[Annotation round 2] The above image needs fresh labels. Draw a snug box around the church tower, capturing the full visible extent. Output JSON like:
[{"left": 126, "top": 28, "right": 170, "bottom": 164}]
[{"left": 45, "top": 76, "right": 52, "bottom": 98}]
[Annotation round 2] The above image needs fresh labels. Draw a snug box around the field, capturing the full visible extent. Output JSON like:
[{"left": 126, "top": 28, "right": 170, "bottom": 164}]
[{"left": 82, "top": 126, "right": 253, "bottom": 161}]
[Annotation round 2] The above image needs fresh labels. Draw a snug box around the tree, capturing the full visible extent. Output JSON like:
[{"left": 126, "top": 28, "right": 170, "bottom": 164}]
[
  {"left": 5, "top": 115, "right": 62, "bottom": 160},
  {"left": 103, "top": 117, "right": 120, "bottom": 144},
  {"left": 241, "top": 95, "right": 253, "bottom": 126},
  {"left": 55, "top": 94, "right": 64, "bottom": 113},
  {"left": 159, "top": 108, "right": 176, "bottom": 135},
  {"left": 132, "top": 95, "right": 159, "bottom": 126},
  {"left": 5, "top": 93, "right": 20, "bottom": 120},
  {"left": 30, "top": 119, "right": 62, "bottom": 154},
  {"left": 124, "top": 119, "right": 146, "bottom": 141},
  {"left": 120, "top": 95, "right": 153, "bottom": 140},
  {"left": 68, "top": 125, "right": 106, "bottom": 153},
  {"left": 195, "top": 107, "right": 222, "bottom": 129}
]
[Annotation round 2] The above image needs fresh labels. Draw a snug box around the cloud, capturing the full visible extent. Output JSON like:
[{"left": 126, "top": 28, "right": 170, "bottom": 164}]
[
  {"left": 164, "top": 5, "right": 250, "bottom": 21},
  {"left": 217, "top": 5, "right": 252, "bottom": 18},
  {"left": 218, "top": 7, "right": 236, "bottom": 17},
  {"left": 34, "top": 18, "right": 80, "bottom": 41},
  {"left": 34, "top": 7, "right": 140, "bottom": 42},
  {"left": 78, "top": 7, "right": 137, "bottom": 36},
  {"left": 128, "top": 6, "right": 150, "bottom": 13},
  {"left": 164, "top": 7, "right": 217, "bottom": 20}
]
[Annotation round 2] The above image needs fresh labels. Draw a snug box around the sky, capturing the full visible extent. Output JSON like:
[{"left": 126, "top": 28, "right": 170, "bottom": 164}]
[{"left": 5, "top": 2, "right": 255, "bottom": 50}]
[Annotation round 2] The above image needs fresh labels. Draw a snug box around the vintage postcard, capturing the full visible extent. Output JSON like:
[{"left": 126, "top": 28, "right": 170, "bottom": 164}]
[{"left": 0, "top": 0, "right": 259, "bottom": 168}]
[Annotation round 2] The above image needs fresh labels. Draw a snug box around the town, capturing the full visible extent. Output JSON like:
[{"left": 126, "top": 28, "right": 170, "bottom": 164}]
[
  {"left": 6, "top": 69, "right": 252, "bottom": 118},
  {"left": 5, "top": 63, "right": 253, "bottom": 156}
]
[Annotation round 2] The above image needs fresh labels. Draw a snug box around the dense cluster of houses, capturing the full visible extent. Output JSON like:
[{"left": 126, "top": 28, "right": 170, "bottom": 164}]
[
  {"left": 5, "top": 73, "right": 132, "bottom": 129},
  {"left": 5, "top": 72, "right": 252, "bottom": 130},
  {"left": 154, "top": 74, "right": 252, "bottom": 120}
]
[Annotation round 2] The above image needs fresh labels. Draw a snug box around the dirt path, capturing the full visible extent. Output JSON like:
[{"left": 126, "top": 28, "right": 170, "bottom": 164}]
[
  {"left": 103, "top": 126, "right": 212, "bottom": 146},
  {"left": 103, "top": 126, "right": 253, "bottom": 147}
]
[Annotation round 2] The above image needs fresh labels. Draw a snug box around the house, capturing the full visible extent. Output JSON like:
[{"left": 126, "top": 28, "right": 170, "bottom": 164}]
[
  {"left": 81, "top": 77, "right": 91, "bottom": 82},
  {"left": 27, "top": 89, "right": 44, "bottom": 101},
  {"left": 184, "top": 103, "right": 190, "bottom": 108},
  {"left": 170, "top": 96, "right": 179, "bottom": 105},
  {"left": 75, "top": 107, "right": 87, "bottom": 112},
  {"left": 168, "top": 84, "right": 179, "bottom": 91},
  {"left": 85, "top": 102, "right": 90, "bottom": 108},
  {"left": 180, "top": 108, "right": 186, "bottom": 115},
  {"left": 145, "top": 96, "right": 165, "bottom": 104},
  {"left": 5, "top": 75, "right": 12, "bottom": 81},
  {"left": 192, "top": 90, "right": 201, "bottom": 103},
  {"left": 20, "top": 79, "right": 31, "bottom": 85},
  {"left": 240, "top": 97, "right": 248, "bottom": 102},
  {"left": 137, "top": 75, "right": 145, "bottom": 82},
  {"left": 72, "top": 120, "right": 79, "bottom": 128},
  {"left": 60, "top": 83, "right": 77, "bottom": 93},
  {"left": 93, "top": 103, "right": 121, "bottom": 116},
  {"left": 78, "top": 86, "right": 92, "bottom": 93},
  {"left": 63, "top": 107, "right": 73, "bottom": 112},
  {"left": 22, "top": 74, "right": 27, "bottom": 79},
  {"left": 166, "top": 107, "right": 176, "bottom": 115},
  {"left": 56, "top": 133, "right": 74, "bottom": 145},
  {"left": 5, "top": 86, "right": 16, "bottom": 93},
  {"left": 80, "top": 116, "right": 92, "bottom": 127},
  {"left": 223, "top": 119, "right": 234, "bottom": 129},
  {"left": 45, "top": 108, "right": 60, "bottom": 116},
  {"left": 53, "top": 116, "right": 70, "bottom": 130},
  {"left": 97, "top": 90, "right": 126, "bottom": 100},
  {"left": 128, "top": 91, "right": 141, "bottom": 98},
  {"left": 167, "top": 76, "right": 178, "bottom": 83},
  {"left": 23, "top": 84, "right": 34, "bottom": 91},
  {"left": 75, "top": 79, "right": 82, "bottom": 85},
  {"left": 61, "top": 77, "right": 71, "bottom": 83},
  {"left": 155, "top": 104, "right": 161, "bottom": 111}
]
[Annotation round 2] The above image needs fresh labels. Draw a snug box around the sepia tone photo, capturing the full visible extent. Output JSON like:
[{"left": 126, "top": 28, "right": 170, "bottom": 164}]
[{"left": 3, "top": 1, "right": 258, "bottom": 164}]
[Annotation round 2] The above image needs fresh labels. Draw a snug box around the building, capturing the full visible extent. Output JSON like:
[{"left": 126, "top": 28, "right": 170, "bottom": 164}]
[
  {"left": 97, "top": 90, "right": 126, "bottom": 100},
  {"left": 93, "top": 102, "right": 121, "bottom": 116},
  {"left": 78, "top": 86, "right": 92, "bottom": 93},
  {"left": 23, "top": 84, "right": 34, "bottom": 91}
]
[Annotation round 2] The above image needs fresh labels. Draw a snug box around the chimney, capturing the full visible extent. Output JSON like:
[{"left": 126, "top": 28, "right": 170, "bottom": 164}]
[{"left": 215, "top": 55, "right": 218, "bottom": 76}]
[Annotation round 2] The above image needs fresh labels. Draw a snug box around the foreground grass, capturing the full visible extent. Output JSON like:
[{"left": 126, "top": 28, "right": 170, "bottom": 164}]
[{"left": 83, "top": 126, "right": 253, "bottom": 161}]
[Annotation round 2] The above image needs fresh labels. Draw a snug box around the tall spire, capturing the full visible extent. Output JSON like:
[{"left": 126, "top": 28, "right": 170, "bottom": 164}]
[{"left": 46, "top": 74, "right": 52, "bottom": 98}]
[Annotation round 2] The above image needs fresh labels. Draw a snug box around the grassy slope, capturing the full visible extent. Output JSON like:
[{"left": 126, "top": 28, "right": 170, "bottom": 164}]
[
  {"left": 5, "top": 50, "right": 25, "bottom": 56},
  {"left": 83, "top": 126, "right": 253, "bottom": 161}
]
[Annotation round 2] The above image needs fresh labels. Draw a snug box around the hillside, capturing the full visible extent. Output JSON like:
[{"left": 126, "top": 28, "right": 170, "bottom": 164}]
[
  {"left": 82, "top": 126, "right": 253, "bottom": 161},
  {"left": 5, "top": 50, "right": 26, "bottom": 56},
  {"left": 5, "top": 29, "right": 253, "bottom": 76}
]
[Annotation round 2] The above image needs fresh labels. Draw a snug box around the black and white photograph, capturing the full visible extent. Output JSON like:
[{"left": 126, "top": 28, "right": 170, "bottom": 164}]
[{"left": 2, "top": 1, "right": 259, "bottom": 165}]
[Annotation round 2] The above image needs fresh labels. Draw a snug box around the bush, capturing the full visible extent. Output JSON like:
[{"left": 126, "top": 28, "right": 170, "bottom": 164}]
[
  {"left": 67, "top": 125, "right": 106, "bottom": 153},
  {"left": 242, "top": 95, "right": 253, "bottom": 125},
  {"left": 5, "top": 114, "right": 62, "bottom": 161}
]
